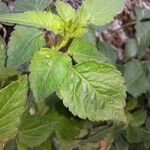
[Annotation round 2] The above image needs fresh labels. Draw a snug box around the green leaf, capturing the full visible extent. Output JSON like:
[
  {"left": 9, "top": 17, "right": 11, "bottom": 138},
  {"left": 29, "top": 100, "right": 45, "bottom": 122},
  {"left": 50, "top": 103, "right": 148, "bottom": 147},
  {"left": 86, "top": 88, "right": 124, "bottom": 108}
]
[
  {"left": 18, "top": 109, "right": 82, "bottom": 147},
  {"left": 27, "top": 138, "right": 52, "bottom": 150},
  {"left": 135, "top": 8, "right": 150, "bottom": 21},
  {"left": 51, "top": 107, "right": 84, "bottom": 149},
  {"left": 68, "top": 38, "right": 105, "bottom": 63},
  {"left": 0, "top": 11, "right": 64, "bottom": 33},
  {"left": 80, "top": 0, "right": 124, "bottom": 26},
  {"left": 143, "top": 61, "right": 150, "bottom": 92},
  {"left": 18, "top": 114, "right": 57, "bottom": 147},
  {"left": 144, "top": 141, "right": 150, "bottom": 150},
  {"left": 125, "top": 39, "right": 138, "bottom": 58},
  {"left": 83, "top": 125, "right": 112, "bottom": 143},
  {"left": 78, "top": 143, "right": 100, "bottom": 150},
  {"left": 126, "top": 125, "right": 150, "bottom": 143},
  {"left": 0, "top": 76, "right": 28, "bottom": 141},
  {"left": 125, "top": 98, "right": 138, "bottom": 111},
  {"left": 71, "top": 27, "right": 87, "bottom": 38},
  {"left": 147, "top": 92, "right": 150, "bottom": 108},
  {"left": 146, "top": 117, "right": 150, "bottom": 131},
  {"left": 58, "top": 61, "right": 126, "bottom": 121},
  {"left": 14, "top": 0, "right": 50, "bottom": 12},
  {"left": 56, "top": 1, "right": 76, "bottom": 22},
  {"left": 112, "top": 135, "right": 128, "bottom": 150},
  {"left": 55, "top": 115, "right": 82, "bottom": 141},
  {"left": 0, "top": 142, "right": 3, "bottom": 150},
  {"left": 98, "top": 41, "right": 117, "bottom": 65},
  {"left": 29, "top": 48, "right": 71, "bottom": 102},
  {"left": 128, "top": 110, "right": 147, "bottom": 127},
  {"left": 82, "top": 26, "right": 97, "bottom": 46},
  {"left": 0, "top": 37, "right": 6, "bottom": 67},
  {"left": 136, "top": 22, "right": 150, "bottom": 56},
  {"left": 7, "top": 26, "right": 45, "bottom": 67},
  {"left": 51, "top": 101, "right": 84, "bottom": 141},
  {"left": 0, "top": 67, "right": 20, "bottom": 81},
  {"left": 0, "top": 2, "right": 9, "bottom": 14},
  {"left": 123, "top": 59, "right": 149, "bottom": 97}
]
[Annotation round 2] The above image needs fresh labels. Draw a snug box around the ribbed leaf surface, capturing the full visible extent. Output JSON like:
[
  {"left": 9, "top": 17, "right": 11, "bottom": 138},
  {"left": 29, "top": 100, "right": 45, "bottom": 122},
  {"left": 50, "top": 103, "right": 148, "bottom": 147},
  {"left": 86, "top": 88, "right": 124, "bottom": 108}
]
[
  {"left": 0, "top": 76, "right": 28, "bottom": 140},
  {"left": 68, "top": 38, "right": 105, "bottom": 63},
  {"left": 81, "top": 0, "right": 124, "bottom": 25},
  {"left": 29, "top": 49, "right": 71, "bottom": 102},
  {"left": 14, "top": 0, "right": 50, "bottom": 12},
  {"left": 7, "top": 26, "right": 45, "bottom": 67},
  {"left": 58, "top": 61, "right": 126, "bottom": 121},
  {"left": 0, "top": 11, "right": 64, "bottom": 33}
]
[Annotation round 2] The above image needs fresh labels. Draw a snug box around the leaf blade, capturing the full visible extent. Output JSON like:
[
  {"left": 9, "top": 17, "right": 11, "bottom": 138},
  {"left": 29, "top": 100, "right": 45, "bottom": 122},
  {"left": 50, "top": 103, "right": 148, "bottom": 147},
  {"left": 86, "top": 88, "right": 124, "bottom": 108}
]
[
  {"left": 7, "top": 26, "right": 45, "bottom": 67},
  {"left": 68, "top": 38, "right": 105, "bottom": 63},
  {"left": 0, "top": 67, "right": 20, "bottom": 81},
  {"left": 136, "top": 22, "right": 150, "bottom": 56},
  {"left": 81, "top": 0, "right": 124, "bottom": 26},
  {"left": 14, "top": 0, "right": 50, "bottom": 12},
  {"left": 18, "top": 109, "right": 83, "bottom": 147},
  {"left": 18, "top": 114, "right": 57, "bottom": 147},
  {"left": 123, "top": 59, "right": 149, "bottom": 97},
  {"left": 128, "top": 110, "right": 147, "bottom": 127},
  {"left": 0, "top": 37, "right": 6, "bottom": 67},
  {"left": 56, "top": 1, "right": 76, "bottom": 22},
  {"left": 0, "top": 11, "right": 64, "bottom": 33},
  {"left": 0, "top": 2, "right": 9, "bottom": 14},
  {"left": 58, "top": 61, "right": 126, "bottom": 121},
  {"left": 0, "top": 76, "right": 28, "bottom": 140},
  {"left": 29, "top": 48, "right": 71, "bottom": 102}
]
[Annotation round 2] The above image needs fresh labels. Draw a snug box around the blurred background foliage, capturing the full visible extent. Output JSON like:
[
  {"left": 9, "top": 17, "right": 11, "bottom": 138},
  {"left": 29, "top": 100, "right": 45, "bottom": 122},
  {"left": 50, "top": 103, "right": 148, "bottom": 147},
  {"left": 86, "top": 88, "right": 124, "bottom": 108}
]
[{"left": 0, "top": 0, "right": 150, "bottom": 150}]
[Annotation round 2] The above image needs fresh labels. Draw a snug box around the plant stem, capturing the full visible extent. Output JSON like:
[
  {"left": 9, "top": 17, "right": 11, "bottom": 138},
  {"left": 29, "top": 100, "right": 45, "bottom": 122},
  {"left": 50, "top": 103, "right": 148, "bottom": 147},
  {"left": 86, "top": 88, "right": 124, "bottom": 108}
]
[{"left": 56, "top": 38, "right": 69, "bottom": 51}]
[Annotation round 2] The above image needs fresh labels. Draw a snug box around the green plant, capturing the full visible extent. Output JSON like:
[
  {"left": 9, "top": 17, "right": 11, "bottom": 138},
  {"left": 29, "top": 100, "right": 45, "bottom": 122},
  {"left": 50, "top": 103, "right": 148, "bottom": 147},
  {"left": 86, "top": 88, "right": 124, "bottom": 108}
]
[{"left": 2, "top": 0, "right": 149, "bottom": 149}]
